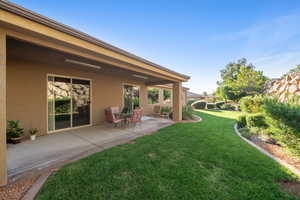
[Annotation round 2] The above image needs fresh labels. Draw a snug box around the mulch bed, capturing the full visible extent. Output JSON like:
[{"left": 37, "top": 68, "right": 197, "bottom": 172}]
[
  {"left": 0, "top": 174, "right": 40, "bottom": 200},
  {"left": 280, "top": 180, "right": 300, "bottom": 198},
  {"left": 250, "top": 138, "right": 300, "bottom": 198},
  {"left": 252, "top": 140, "right": 300, "bottom": 171}
]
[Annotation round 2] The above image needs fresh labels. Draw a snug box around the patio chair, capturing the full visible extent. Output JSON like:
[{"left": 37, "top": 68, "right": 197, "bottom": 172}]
[
  {"left": 105, "top": 106, "right": 124, "bottom": 127},
  {"left": 128, "top": 108, "right": 143, "bottom": 127}
]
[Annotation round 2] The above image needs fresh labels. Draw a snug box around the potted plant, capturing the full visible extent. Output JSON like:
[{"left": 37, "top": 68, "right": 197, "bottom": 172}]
[
  {"left": 29, "top": 128, "right": 38, "bottom": 141},
  {"left": 6, "top": 120, "right": 24, "bottom": 144}
]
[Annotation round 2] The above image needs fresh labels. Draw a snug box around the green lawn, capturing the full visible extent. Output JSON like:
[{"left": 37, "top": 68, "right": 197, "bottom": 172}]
[{"left": 37, "top": 110, "right": 299, "bottom": 200}]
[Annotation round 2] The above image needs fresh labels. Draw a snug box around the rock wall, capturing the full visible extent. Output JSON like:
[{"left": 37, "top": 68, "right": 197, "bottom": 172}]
[{"left": 266, "top": 72, "right": 300, "bottom": 102}]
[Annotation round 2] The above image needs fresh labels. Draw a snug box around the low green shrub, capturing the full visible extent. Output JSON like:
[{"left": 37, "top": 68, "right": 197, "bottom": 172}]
[
  {"left": 237, "top": 114, "right": 247, "bottom": 128},
  {"left": 182, "top": 105, "right": 194, "bottom": 120},
  {"left": 192, "top": 101, "right": 207, "bottom": 109},
  {"left": 239, "top": 128, "right": 252, "bottom": 139},
  {"left": 221, "top": 103, "right": 236, "bottom": 111},
  {"left": 206, "top": 103, "right": 216, "bottom": 109},
  {"left": 246, "top": 113, "right": 267, "bottom": 128},
  {"left": 160, "top": 106, "right": 172, "bottom": 114},
  {"left": 262, "top": 97, "right": 300, "bottom": 135},
  {"left": 187, "top": 100, "right": 196, "bottom": 105},
  {"left": 215, "top": 101, "right": 225, "bottom": 109},
  {"left": 240, "top": 95, "right": 263, "bottom": 113}
]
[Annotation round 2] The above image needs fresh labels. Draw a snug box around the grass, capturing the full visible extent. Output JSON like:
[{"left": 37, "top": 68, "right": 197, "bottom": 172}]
[{"left": 37, "top": 110, "right": 299, "bottom": 200}]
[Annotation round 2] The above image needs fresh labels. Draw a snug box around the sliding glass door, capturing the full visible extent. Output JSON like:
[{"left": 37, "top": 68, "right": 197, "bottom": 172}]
[{"left": 48, "top": 75, "right": 91, "bottom": 132}]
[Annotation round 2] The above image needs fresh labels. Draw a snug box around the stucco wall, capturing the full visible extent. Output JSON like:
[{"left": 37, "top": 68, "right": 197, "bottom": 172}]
[{"left": 6, "top": 58, "right": 149, "bottom": 136}]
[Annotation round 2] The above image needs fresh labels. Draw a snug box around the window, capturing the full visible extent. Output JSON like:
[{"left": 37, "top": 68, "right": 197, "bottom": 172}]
[
  {"left": 163, "top": 89, "right": 172, "bottom": 103},
  {"left": 148, "top": 88, "right": 159, "bottom": 104}
]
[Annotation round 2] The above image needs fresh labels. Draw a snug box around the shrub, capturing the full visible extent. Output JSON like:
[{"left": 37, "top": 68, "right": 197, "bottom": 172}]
[
  {"left": 192, "top": 101, "right": 207, "bottom": 109},
  {"left": 182, "top": 105, "right": 194, "bottom": 120},
  {"left": 215, "top": 101, "right": 225, "bottom": 109},
  {"left": 240, "top": 95, "right": 263, "bottom": 113},
  {"left": 221, "top": 103, "right": 236, "bottom": 111},
  {"left": 262, "top": 97, "right": 300, "bottom": 135},
  {"left": 246, "top": 113, "right": 267, "bottom": 128},
  {"left": 187, "top": 100, "right": 196, "bottom": 105},
  {"left": 160, "top": 106, "right": 172, "bottom": 114},
  {"left": 237, "top": 114, "right": 247, "bottom": 128},
  {"left": 239, "top": 128, "right": 252, "bottom": 139},
  {"left": 206, "top": 103, "right": 216, "bottom": 109}
]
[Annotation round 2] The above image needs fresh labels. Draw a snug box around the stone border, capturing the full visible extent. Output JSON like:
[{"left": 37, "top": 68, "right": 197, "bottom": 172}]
[
  {"left": 21, "top": 171, "right": 52, "bottom": 200},
  {"left": 234, "top": 124, "right": 300, "bottom": 178}
]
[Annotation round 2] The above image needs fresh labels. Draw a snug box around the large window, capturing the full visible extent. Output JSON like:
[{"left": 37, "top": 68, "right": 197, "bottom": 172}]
[
  {"left": 148, "top": 88, "right": 159, "bottom": 104},
  {"left": 123, "top": 84, "right": 140, "bottom": 113},
  {"left": 48, "top": 75, "right": 91, "bottom": 132}
]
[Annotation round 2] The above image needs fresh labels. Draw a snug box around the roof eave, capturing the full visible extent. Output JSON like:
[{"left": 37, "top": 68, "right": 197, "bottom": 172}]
[{"left": 0, "top": 0, "right": 190, "bottom": 81}]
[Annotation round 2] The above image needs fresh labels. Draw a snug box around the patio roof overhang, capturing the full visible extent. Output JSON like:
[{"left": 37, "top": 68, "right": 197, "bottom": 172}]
[{"left": 0, "top": 1, "right": 190, "bottom": 84}]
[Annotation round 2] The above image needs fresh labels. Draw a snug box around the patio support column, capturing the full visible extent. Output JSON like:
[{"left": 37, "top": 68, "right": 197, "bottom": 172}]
[
  {"left": 0, "top": 30, "right": 7, "bottom": 186},
  {"left": 158, "top": 88, "right": 164, "bottom": 104},
  {"left": 172, "top": 82, "right": 182, "bottom": 121}
]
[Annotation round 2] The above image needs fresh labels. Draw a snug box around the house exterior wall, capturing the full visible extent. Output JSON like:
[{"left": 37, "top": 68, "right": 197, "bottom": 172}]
[{"left": 6, "top": 57, "right": 150, "bottom": 136}]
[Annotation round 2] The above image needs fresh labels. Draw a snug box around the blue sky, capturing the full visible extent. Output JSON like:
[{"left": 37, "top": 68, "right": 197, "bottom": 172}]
[{"left": 11, "top": 0, "right": 300, "bottom": 93}]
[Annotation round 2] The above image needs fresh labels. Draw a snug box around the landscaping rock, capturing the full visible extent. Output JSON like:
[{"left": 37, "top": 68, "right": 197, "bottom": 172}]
[{"left": 265, "top": 72, "right": 300, "bottom": 102}]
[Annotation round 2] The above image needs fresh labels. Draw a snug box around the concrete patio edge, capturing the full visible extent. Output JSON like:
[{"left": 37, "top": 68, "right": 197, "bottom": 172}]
[{"left": 234, "top": 124, "right": 300, "bottom": 178}]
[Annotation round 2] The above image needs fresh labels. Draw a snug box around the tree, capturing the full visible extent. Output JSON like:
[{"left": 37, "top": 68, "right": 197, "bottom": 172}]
[
  {"left": 216, "top": 85, "right": 237, "bottom": 102},
  {"left": 234, "top": 66, "right": 267, "bottom": 94},
  {"left": 219, "top": 58, "right": 254, "bottom": 85},
  {"left": 216, "top": 58, "right": 267, "bottom": 102}
]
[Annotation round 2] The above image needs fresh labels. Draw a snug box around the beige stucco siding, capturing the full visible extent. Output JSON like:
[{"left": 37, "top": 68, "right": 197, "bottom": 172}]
[{"left": 6, "top": 57, "right": 148, "bottom": 136}]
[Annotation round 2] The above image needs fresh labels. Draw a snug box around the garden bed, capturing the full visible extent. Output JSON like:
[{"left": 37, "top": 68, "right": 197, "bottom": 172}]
[{"left": 0, "top": 174, "right": 40, "bottom": 200}]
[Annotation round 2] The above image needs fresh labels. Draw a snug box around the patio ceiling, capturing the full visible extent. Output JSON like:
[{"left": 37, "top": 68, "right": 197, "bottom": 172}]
[{"left": 7, "top": 37, "right": 173, "bottom": 85}]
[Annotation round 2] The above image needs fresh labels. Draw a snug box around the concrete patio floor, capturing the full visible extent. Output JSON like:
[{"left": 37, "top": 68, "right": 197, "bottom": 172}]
[{"left": 7, "top": 117, "right": 173, "bottom": 177}]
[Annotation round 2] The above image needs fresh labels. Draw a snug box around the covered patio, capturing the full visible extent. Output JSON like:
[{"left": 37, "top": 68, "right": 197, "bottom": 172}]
[
  {"left": 7, "top": 116, "right": 173, "bottom": 177},
  {"left": 0, "top": 1, "right": 189, "bottom": 185}
]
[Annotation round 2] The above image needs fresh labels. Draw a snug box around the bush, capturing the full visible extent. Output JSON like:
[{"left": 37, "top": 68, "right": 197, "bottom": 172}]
[
  {"left": 239, "top": 128, "right": 252, "bottom": 139},
  {"left": 237, "top": 114, "right": 247, "bottom": 128},
  {"left": 160, "top": 106, "right": 172, "bottom": 114},
  {"left": 206, "top": 103, "right": 216, "bottom": 109},
  {"left": 240, "top": 95, "right": 263, "bottom": 113},
  {"left": 187, "top": 100, "right": 196, "bottom": 105},
  {"left": 192, "top": 101, "right": 207, "bottom": 109},
  {"left": 221, "top": 103, "right": 236, "bottom": 110},
  {"left": 215, "top": 101, "right": 225, "bottom": 109},
  {"left": 182, "top": 105, "right": 194, "bottom": 120},
  {"left": 262, "top": 97, "right": 300, "bottom": 135},
  {"left": 246, "top": 113, "right": 267, "bottom": 128}
]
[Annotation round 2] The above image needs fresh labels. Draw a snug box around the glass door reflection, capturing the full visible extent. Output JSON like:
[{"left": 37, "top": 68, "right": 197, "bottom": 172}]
[
  {"left": 53, "top": 77, "right": 71, "bottom": 130},
  {"left": 72, "top": 79, "right": 91, "bottom": 127},
  {"left": 47, "top": 75, "right": 91, "bottom": 132}
]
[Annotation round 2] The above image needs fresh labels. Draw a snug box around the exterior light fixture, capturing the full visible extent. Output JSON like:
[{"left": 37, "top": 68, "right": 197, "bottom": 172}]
[
  {"left": 133, "top": 74, "right": 148, "bottom": 79},
  {"left": 65, "top": 59, "right": 101, "bottom": 69}
]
